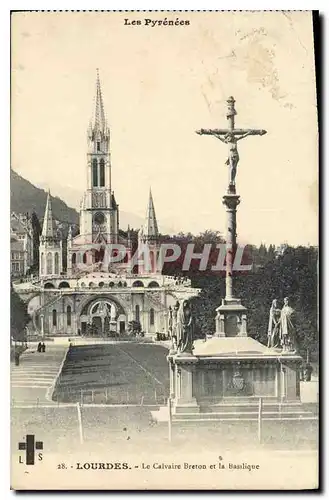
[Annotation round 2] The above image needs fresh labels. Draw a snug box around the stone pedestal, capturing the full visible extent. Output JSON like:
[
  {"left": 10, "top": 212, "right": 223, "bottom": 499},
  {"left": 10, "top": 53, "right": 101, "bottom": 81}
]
[
  {"left": 167, "top": 337, "right": 303, "bottom": 418},
  {"left": 110, "top": 320, "right": 117, "bottom": 333},
  {"left": 168, "top": 355, "right": 175, "bottom": 398},
  {"left": 40, "top": 314, "right": 44, "bottom": 338},
  {"left": 215, "top": 298, "right": 247, "bottom": 337},
  {"left": 169, "top": 353, "right": 200, "bottom": 414},
  {"left": 279, "top": 358, "right": 301, "bottom": 402}
]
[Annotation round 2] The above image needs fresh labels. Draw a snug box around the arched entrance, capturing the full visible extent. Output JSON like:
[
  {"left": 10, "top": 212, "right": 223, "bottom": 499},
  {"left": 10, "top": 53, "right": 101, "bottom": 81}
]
[{"left": 79, "top": 297, "right": 127, "bottom": 337}]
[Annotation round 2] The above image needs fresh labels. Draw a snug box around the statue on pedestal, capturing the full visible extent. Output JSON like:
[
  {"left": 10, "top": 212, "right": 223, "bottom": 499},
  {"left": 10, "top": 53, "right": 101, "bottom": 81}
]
[
  {"left": 176, "top": 299, "right": 194, "bottom": 354},
  {"left": 280, "top": 297, "right": 296, "bottom": 352},
  {"left": 267, "top": 299, "right": 281, "bottom": 348},
  {"left": 169, "top": 302, "right": 180, "bottom": 353},
  {"left": 110, "top": 303, "right": 116, "bottom": 321},
  {"left": 98, "top": 301, "right": 109, "bottom": 335},
  {"left": 168, "top": 306, "right": 173, "bottom": 338},
  {"left": 172, "top": 301, "right": 179, "bottom": 336}
]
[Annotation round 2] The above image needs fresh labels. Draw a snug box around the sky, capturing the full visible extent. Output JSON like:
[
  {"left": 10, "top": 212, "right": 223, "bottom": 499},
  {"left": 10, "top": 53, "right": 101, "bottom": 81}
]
[{"left": 11, "top": 11, "right": 318, "bottom": 246}]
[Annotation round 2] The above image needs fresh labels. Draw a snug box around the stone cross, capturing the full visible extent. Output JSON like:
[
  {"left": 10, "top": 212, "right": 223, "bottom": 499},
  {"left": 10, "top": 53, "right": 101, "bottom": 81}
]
[
  {"left": 196, "top": 97, "right": 267, "bottom": 326},
  {"left": 196, "top": 96, "right": 266, "bottom": 194}
]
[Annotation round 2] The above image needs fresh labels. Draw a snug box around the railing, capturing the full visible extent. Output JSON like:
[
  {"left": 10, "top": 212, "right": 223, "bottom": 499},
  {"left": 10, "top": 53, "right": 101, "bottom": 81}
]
[
  {"left": 11, "top": 389, "right": 167, "bottom": 409},
  {"left": 51, "top": 386, "right": 167, "bottom": 406},
  {"left": 11, "top": 396, "right": 318, "bottom": 449}
]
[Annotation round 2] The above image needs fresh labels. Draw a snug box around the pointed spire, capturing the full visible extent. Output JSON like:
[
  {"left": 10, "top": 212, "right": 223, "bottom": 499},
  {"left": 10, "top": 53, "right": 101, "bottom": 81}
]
[
  {"left": 142, "top": 188, "right": 159, "bottom": 239},
  {"left": 93, "top": 68, "right": 106, "bottom": 131},
  {"left": 41, "top": 190, "right": 57, "bottom": 239}
]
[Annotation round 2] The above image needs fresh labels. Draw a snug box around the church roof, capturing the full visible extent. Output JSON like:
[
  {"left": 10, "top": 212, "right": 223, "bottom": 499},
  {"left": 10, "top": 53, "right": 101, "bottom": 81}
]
[
  {"left": 41, "top": 191, "right": 57, "bottom": 239},
  {"left": 141, "top": 189, "right": 159, "bottom": 239}
]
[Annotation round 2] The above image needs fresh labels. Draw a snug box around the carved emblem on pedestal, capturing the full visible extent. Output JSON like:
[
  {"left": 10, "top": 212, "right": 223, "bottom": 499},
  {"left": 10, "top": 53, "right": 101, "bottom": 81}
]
[
  {"left": 226, "top": 363, "right": 245, "bottom": 393},
  {"left": 232, "top": 370, "right": 245, "bottom": 391}
]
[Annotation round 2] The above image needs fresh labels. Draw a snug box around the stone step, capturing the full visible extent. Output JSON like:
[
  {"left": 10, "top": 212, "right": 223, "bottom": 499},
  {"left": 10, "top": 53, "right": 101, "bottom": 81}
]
[
  {"left": 175, "top": 409, "right": 314, "bottom": 416},
  {"left": 173, "top": 416, "right": 317, "bottom": 423},
  {"left": 199, "top": 403, "right": 307, "bottom": 413},
  {"left": 173, "top": 410, "right": 313, "bottom": 421}
]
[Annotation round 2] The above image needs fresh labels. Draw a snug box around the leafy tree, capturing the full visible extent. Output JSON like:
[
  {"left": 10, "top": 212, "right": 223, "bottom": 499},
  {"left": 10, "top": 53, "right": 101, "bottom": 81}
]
[
  {"left": 192, "top": 244, "right": 318, "bottom": 361},
  {"left": 31, "top": 210, "right": 42, "bottom": 272},
  {"left": 160, "top": 230, "right": 225, "bottom": 284},
  {"left": 159, "top": 231, "right": 318, "bottom": 357},
  {"left": 128, "top": 320, "right": 142, "bottom": 336},
  {"left": 11, "top": 284, "right": 29, "bottom": 341}
]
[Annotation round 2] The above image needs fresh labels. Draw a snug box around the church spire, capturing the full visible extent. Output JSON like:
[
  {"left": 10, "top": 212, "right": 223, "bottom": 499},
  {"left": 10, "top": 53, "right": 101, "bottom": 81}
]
[
  {"left": 41, "top": 190, "right": 57, "bottom": 240},
  {"left": 93, "top": 68, "right": 106, "bottom": 132},
  {"left": 142, "top": 188, "right": 159, "bottom": 240}
]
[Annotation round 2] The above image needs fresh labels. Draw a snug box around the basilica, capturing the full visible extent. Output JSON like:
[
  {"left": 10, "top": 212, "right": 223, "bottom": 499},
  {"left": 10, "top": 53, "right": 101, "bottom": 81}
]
[{"left": 16, "top": 72, "right": 197, "bottom": 338}]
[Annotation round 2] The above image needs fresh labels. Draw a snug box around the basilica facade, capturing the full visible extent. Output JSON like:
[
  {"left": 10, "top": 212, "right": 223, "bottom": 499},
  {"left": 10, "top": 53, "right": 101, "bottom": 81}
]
[{"left": 16, "top": 72, "right": 197, "bottom": 338}]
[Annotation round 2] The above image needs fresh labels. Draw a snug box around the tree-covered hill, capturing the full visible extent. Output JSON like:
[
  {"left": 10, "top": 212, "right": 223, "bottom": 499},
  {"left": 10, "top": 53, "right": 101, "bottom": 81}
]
[
  {"left": 10, "top": 169, "right": 79, "bottom": 225},
  {"left": 191, "top": 244, "right": 318, "bottom": 360}
]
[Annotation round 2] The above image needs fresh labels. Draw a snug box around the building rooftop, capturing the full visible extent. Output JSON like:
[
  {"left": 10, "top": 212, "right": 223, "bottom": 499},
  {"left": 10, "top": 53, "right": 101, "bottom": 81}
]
[
  {"left": 11, "top": 214, "right": 29, "bottom": 234},
  {"left": 11, "top": 238, "right": 25, "bottom": 252}
]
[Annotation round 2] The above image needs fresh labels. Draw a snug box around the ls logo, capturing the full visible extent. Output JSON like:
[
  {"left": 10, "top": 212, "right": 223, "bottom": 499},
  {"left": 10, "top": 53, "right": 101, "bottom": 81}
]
[{"left": 18, "top": 435, "right": 43, "bottom": 465}]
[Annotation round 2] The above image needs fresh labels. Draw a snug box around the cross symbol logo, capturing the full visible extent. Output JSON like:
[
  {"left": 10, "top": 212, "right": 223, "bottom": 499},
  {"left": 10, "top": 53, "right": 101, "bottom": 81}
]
[{"left": 18, "top": 434, "right": 43, "bottom": 465}]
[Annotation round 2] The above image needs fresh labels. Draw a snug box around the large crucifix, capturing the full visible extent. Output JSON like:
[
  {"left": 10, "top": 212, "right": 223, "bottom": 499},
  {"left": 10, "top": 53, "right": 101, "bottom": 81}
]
[
  {"left": 196, "top": 97, "right": 267, "bottom": 335},
  {"left": 196, "top": 96, "right": 267, "bottom": 193}
]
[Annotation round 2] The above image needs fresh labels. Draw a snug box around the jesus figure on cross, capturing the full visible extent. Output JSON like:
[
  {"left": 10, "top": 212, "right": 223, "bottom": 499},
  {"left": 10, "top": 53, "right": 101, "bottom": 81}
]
[
  {"left": 196, "top": 96, "right": 267, "bottom": 192},
  {"left": 216, "top": 130, "right": 255, "bottom": 186}
]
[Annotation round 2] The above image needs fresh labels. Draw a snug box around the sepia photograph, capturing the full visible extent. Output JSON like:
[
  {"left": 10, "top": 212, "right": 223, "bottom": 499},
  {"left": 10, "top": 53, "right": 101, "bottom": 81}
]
[{"left": 10, "top": 10, "right": 319, "bottom": 490}]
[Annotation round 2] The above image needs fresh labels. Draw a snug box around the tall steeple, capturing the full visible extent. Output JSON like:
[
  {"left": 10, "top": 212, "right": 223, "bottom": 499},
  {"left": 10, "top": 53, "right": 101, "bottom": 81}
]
[
  {"left": 41, "top": 190, "right": 57, "bottom": 240},
  {"left": 94, "top": 68, "right": 107, "bottom": 132},
  {"left": 141, "top": 188, "right": 159, "bottom": 240},
  {"left": 87, "top": 69, "right": 110, "bottom": 149},
  {"left": 81, "top": 70, "right": 118, "bottom": 245}
]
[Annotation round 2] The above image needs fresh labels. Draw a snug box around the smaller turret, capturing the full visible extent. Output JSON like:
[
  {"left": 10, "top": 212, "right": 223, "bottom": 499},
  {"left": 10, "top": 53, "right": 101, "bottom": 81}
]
[
  {"left": 39, "top": 190, "right": 63, "bottom": 278},
  {"left": 138, "top": 189, "right": 160, "bottom": 275},
  {"left": 127, "top": 224, "right": 132, "bottom": 247},
  {"left": 139, "top": 188, "right": 159, "bottom": 244}
]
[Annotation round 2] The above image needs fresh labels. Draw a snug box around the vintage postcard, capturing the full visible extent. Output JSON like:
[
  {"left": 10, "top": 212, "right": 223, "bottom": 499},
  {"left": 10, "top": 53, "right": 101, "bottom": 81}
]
[{"left": 10, "top": 10, "right": 318, "bottom": 490}]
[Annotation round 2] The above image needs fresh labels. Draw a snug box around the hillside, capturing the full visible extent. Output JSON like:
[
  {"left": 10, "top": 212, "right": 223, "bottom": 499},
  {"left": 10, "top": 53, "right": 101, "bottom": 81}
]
[{"left": 10, "top": 169, "right": 79, "bottom": 225}]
